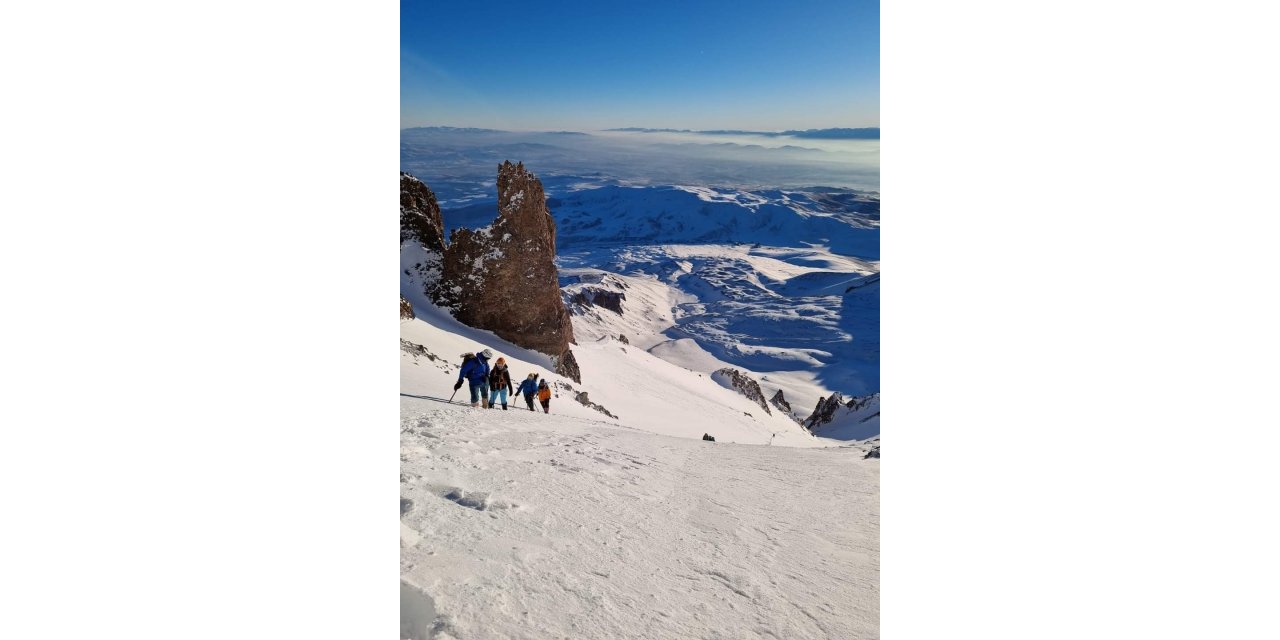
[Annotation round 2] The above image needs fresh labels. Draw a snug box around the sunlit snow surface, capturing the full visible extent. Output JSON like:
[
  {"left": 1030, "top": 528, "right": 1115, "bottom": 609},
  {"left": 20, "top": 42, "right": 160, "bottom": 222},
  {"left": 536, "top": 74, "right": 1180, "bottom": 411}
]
[{"left": 400, "top": 397, "right": 878, "bottom": 640}]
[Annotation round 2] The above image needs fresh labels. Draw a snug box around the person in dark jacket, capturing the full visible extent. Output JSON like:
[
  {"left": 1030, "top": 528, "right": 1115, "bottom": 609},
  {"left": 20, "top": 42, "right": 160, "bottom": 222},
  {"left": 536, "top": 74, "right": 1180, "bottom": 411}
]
[
  {"left": 454, "top": 348, "right": 492, "bottom": 408},
  {"left": 515, "top": 373, "right": 539, "bottom": 411},
  {"left": 487, "top": 357, "right": 513, "bottom": 410},
  {"left": 537, "top": 379, "right": 552, "bottom": 414}
]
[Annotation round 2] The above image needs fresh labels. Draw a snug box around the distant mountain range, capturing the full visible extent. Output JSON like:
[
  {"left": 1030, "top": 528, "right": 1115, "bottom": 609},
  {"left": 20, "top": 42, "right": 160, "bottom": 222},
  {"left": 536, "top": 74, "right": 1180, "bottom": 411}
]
[
  {"left": 402, "top": 126, "right": 879, "bottom": 140},
  {"left": 605, "top": 127, "right": 880, "bottom": 140}
]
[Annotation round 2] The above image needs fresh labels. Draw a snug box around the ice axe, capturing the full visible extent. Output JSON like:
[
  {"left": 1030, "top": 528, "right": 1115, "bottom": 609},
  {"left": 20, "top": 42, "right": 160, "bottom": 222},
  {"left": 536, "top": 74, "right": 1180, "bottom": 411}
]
[{"left": 448, "top": 386, "right": 459, "bottom": 403}]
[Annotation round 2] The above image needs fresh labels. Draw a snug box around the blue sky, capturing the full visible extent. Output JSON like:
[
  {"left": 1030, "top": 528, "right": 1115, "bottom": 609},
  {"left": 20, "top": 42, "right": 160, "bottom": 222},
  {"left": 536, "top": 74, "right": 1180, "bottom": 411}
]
[{"left": 401, "top": 0, "right": 879, "bottom": 131}]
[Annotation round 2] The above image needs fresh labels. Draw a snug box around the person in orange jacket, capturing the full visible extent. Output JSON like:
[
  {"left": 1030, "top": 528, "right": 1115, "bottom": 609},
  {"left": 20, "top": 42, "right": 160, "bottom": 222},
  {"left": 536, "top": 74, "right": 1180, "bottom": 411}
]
[{"left": 536, "top": 379, "right": 552, "bottom": 414}]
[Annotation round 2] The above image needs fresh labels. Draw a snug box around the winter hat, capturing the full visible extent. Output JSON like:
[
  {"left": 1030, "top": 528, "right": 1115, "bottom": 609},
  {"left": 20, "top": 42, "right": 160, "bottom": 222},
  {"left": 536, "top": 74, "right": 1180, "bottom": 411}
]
[
  {"left": 481, "top": 348, "right": 493, "bottom": 359},
  {"left": 496, "top": 357, "right": 506, "bottom": 365},
  {"left": 527, "top": 373, "right": 536, "bottom": 379}
]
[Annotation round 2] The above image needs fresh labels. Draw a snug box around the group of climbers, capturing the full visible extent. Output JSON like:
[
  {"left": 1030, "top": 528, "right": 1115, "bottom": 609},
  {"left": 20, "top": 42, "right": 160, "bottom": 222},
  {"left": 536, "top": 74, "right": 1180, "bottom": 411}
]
[{"left": 453, "top": 349, "right": 553, "bottom": 413}]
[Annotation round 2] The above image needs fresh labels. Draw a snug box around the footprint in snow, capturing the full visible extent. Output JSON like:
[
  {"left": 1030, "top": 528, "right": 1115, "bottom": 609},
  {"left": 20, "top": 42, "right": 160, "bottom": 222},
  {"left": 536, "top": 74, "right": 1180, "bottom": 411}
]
[{"left": 425, "top": 485, "right": 519, "bottom": 512}]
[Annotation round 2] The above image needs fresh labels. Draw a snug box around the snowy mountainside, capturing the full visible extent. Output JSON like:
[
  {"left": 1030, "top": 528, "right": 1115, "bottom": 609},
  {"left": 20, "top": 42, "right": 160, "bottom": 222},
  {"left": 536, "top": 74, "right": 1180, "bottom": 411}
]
[
  {"left": 438, "top": 182, "right": 879, "bottom": 436},
  {"left": 807, "top": 393, "right": 881, "bottom": 442},
  {"left": 401, "top": 294, "right": 819, "bottom": 446},
  {"left": 400, "top": 397, "right": 879, "bottom": 639},
  {"left": 557, "top": 241, "right": 879, "bottom": 425}
]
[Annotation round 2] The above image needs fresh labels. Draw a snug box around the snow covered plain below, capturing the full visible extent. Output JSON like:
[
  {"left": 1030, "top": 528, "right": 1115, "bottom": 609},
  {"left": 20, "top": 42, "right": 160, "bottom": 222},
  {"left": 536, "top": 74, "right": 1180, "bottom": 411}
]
[{"left": 400, "top": 397, "right": 878, "bottom": 640}]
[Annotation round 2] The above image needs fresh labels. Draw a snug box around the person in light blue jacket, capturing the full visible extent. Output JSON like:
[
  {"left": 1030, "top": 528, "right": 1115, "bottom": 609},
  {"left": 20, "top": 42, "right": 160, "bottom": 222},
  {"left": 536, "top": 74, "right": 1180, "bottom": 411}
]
[
  {"left": 454, "top": 348, "right": 492, "bottom": 407},
  {"left": 515, "top": 373, "right": 539, "bottom": 412}
]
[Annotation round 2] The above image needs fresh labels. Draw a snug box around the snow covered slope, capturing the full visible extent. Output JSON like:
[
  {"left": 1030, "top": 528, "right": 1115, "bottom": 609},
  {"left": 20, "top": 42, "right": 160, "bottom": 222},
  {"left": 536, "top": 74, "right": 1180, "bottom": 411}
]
[
  {"left": 400, "top": 398, "right": 879, "bottom": 639},
  {"left": 558, "top": 242, "right": 879, "bottom": 423},
  {"left": 401, "top": 296, "right": 819, "bottom": 446}
]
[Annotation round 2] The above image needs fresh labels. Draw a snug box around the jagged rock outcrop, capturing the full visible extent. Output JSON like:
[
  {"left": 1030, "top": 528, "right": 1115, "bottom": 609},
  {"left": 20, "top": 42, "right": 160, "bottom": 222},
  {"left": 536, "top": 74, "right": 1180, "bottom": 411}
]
[
  {"left": 770, "top": 389, "right": 792, "bottom": 414},
  {"left": 573, "top": 390, "right": 618, "bottom": 419},
  {"left": 845, "top": 393, "right": 877, "bottom": 415},
  {"left": 400, "top": 339, "right": 441, "bottom": 364},
  {"left": 400, "top": 172, "right": 445, "bottom": 249},
  {"left": 439, "top": 161, "right": 580, "bottom": 382},
  {"left": 569, "top": 287, "right": 625, "bottom": 314},
  {"left": 554, "top": 348, "right": 581, "bottom": 383},
  {"left": 804, "top": 392, "right": 846, "bottom": 430},
  {"left": 400, "top": 296, "right": 415, "bottom": 320},
  {"left": 712, "top": 368, "right": 771, "bottom": 415},
  {"left": 804, "top": 392, "right": 881, "bottom": 432},
  {"left": 400, "top": 172, "right": 446, "bottom": 301},
  {"left": 617, "top": 334, "right": 629, "bottom": 345}
]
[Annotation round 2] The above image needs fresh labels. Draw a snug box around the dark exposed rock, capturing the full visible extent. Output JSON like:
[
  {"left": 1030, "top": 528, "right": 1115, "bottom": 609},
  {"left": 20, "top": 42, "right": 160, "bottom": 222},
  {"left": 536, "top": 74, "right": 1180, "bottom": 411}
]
[
  {"left": 617, "top": 334, "right": 629, "bottom": 345},
  {"left": 846, "top": 394, "right": 876, "bottom": 413},
  {"left": 805, "top": 392, "right": 881, "bottom": 432},
  {"left": 712, "top": 368, "right": 771, "bottom": 415},
  {"left": 400, "top": 296, "right": 415, "bottom": 320},
  {"left": 400, "top": 172, "right": 444, "bottom": 250},
  {"left": 554, "top": 348, "right": 581, "bottom": 384},
  {"left": 702, "top": 433, "right": 716, "bottom": 442},
  {"left": 400, "top": 339, "right": 443, "bottom": 364},
  {"left": 573, "top": 390, "right": 618, "bottom": 419},
  {"left": 770, "top": 389, "right": 792, "bottom": 413},
  {"left": 438, "top": 161, "right": 580, "bottom": 382},
  {"left": 569, "top": 287, "right": 625, "bottom": 314},
  {"left": 863, "top": 446, "right": 880, "bottom": 459},
  {"left": 400, "top": 173, "right": 446, "bottom": 301},
  {"left": 804, "top": 392, "right": 846, "bottom": 430}
]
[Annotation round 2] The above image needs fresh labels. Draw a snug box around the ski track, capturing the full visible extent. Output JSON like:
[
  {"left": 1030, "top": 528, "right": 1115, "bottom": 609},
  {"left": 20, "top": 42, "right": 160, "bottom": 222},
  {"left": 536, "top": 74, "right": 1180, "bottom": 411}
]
[{"left": 400, "top": 397, "right": 879, "bottom": 640}]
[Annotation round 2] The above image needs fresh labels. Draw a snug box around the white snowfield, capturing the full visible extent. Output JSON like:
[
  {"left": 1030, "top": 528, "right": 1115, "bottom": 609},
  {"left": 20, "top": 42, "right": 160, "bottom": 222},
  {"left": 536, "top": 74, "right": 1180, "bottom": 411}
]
[
  {"left": 400, "top": 398, "right": 879, "bottom": 640},
  {"left": 401, "top": 300, "right": 821, "bottom": 447}
]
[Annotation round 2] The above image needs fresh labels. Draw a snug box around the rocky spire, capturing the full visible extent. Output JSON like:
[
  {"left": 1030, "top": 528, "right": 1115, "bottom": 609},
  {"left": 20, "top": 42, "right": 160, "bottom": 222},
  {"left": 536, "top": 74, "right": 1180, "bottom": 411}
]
[
  {"left": 770, "top": 389, "right": 792, "bottom": 414},
  {"left": 804, "top": 392, "right": 846, "bottom": 430},
  {"left": 401, "top": 172, "right": 447, "bottom": 304},
  {"left": 440, "top": 161, "right": 580, "bottom": 382},
  {"left": 400, "top": 172, "right": 444, "bottom": 251},
  {"left": 712, "top": 368, "right": 771, "bottom": 415}
]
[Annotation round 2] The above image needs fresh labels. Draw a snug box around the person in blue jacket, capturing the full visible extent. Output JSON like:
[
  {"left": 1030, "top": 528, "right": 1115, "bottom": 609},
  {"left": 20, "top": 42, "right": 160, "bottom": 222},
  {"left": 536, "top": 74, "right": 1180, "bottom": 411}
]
[
  {"left": 515, "top": 373, "right": 539, "bottom": 411},
  {"left": 454, "top": 348, "right": 493, "bottom": 408}
]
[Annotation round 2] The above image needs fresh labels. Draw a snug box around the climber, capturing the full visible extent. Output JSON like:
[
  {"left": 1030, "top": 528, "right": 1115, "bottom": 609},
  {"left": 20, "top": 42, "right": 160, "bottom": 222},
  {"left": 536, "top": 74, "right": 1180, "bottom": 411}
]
[
  {"left": 454, "top": 348, "right": 492, "bottom": 408},
  {"left": 487, "top": 357, "right": 514, "bottom": 410},
  {"left": 515, "top": 373, "right": 539, "bottom": 412},
  {"left": 537, "top": 378, "right": 552, "bottom": 414}
]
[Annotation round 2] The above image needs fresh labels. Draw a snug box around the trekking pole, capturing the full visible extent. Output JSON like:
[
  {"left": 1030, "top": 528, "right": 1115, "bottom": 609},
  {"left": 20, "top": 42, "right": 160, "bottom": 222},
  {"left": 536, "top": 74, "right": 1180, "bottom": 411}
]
[{"left": 448, "top": 388, "right": 458, "bottom": 403}]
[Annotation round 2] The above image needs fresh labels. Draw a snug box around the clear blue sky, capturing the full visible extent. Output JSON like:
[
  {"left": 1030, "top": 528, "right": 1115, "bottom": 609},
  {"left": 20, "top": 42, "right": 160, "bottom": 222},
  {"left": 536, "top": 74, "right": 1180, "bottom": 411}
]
[{"left": 401, "top": 0, "right": 879, "bottom": 131}]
